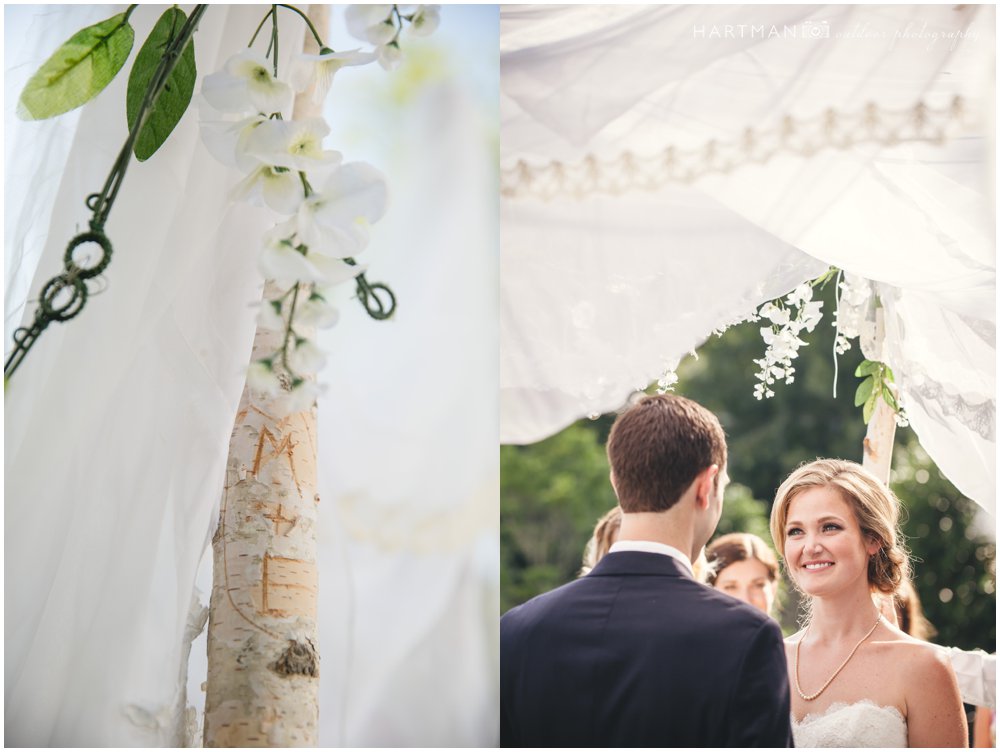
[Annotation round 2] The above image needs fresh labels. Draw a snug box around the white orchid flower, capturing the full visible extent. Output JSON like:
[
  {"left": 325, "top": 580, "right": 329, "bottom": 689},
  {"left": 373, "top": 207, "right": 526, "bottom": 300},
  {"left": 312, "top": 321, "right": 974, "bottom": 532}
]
[
  {"left": 232, "top": 165, "right": 305, "bottom": 214},
  {"left": 247, "top": 360, "right": 282, "bottom": 396},
  {"left": 297, "top": 292, "right": 340, "bottom": 328},
  {"left": 274, "top": 380, "right": 326, "bottom": 415},
  {"left": 289, "top": 339, "right": 328, "bottom": 374},
  {"left": 245, "top": 117, "right": 342, "bottom": 172},
  {"left": 297, "top": 162, "right": 388, "bottom": 258},
  {"left": 291, "top": 47, "right": 378, "bottom": 103},
  {"left": 785, "top": 282, "right": 813, "bottom": 307},
  {"left": 799, "top": 300, "right": 824, "bottom": 331},
  {"left": 345, "top": 5, "right": 397, "bottom": 45},
  {"left": 259, "top": 236, "right": 368, "bottom": 287},
  {"left": 408, "top": 5, "right": 441, "bottom": 36},
  {"left": 259, "top": 238, "right": 317, "bottom": 284},
  {"left": 256, "top": 298, "right": 287, "bottom": 330},
  {"left": 377, "top": 41, "right": 403, "bottom": 71},
  {"left": 201, "top": 113, "right": 268, "bottom": 172},
  {"left": 202, "top": 50, "right": 293, "bottom": 116},
  {"left": 759, "top": 302, "right": 791, "bottom": 326}
]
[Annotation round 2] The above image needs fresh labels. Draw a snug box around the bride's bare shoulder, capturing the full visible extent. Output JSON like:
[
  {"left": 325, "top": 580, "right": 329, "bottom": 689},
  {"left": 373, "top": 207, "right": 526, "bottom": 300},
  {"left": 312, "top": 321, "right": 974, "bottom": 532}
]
[{"left": 874, "top": 626, "right": 952, "bottom": 675}]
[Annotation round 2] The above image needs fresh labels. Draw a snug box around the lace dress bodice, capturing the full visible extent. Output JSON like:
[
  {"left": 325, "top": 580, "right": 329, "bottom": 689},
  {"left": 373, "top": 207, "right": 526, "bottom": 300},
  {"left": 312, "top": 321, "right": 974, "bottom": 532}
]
[{"left": 792, "top": 700, "right": 908, "bottom": 748}]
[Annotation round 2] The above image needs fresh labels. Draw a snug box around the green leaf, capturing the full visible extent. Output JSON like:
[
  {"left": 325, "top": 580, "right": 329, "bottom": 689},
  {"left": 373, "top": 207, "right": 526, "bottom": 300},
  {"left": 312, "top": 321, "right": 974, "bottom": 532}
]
[
  {"left": 882, "top": 385, "right": 898, "bottom": 411},
  {"left": 17, "top": 12, "right": 135, "bottom": 120},
  {"left": 855, "top": 359, "right": 880, "bottom": 378},
  {"left": 126, "top": 7, "right": 196, "bottom": 161},
  {"left": 863, "top": 391, "right": 878, "bottom": 424},
  {"left": 854, "top": 376, "right": 874, "bottom": 407}
]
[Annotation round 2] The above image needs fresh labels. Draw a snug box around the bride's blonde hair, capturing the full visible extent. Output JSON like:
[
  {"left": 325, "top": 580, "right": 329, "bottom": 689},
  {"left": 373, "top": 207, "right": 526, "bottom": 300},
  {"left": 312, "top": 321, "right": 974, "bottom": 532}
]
[{"left": 770, "top": 459, "right": 908, "bottom": 595}]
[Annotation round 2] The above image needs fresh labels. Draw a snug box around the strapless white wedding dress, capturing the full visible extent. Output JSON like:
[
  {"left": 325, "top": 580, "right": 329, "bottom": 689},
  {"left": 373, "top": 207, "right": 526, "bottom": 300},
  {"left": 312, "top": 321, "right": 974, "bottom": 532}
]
[{"left": 792, "top": 700, "right": 908, "bottom": 747}]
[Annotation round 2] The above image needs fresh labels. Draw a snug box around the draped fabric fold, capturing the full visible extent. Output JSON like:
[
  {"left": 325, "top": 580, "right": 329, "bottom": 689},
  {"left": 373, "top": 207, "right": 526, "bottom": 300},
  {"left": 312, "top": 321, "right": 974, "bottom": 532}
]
[
  {"left": 500, "top": 4, "right": 995, "bottom": 515},
  {"left": 5, "top": 7, "right": 297, "bottom": 745}
]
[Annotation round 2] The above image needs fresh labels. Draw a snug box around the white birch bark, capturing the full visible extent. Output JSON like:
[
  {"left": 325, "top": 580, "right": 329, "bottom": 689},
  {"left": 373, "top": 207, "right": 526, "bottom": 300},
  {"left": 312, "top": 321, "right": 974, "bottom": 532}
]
[
  {"left": 861, "top": 309, "right": 896, "bottom": 485},
  {"left": 204, "top": 8, "right": 327, "bottom": 746},
  {"left": 862, "top": 395, "right": 897, "bottom": 485}
]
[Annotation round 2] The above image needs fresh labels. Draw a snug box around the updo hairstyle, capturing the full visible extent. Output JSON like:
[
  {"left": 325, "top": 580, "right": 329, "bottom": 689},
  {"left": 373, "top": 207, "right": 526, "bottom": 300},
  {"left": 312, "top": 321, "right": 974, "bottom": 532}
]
[{"left": 770, "top": 459, "right": 908, "bottom": 595}]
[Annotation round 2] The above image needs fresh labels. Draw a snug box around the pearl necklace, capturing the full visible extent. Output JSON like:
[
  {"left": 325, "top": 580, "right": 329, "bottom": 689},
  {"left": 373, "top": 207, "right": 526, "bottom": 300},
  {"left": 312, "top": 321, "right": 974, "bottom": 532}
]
[{"left": 794, "top": 611, "right": 882, "bottom": 701}]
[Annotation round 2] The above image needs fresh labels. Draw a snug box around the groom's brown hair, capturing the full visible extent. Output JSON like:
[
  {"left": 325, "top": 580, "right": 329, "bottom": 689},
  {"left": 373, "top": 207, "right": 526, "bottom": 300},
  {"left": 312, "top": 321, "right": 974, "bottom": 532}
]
[{"left": 607, "top": 394, "right": 727, "bottom": 513}]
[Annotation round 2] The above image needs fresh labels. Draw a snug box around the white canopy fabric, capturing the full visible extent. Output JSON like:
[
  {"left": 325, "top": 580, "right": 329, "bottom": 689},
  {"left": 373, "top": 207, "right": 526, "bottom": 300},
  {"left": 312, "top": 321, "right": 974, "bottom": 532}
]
[
  {"left": 500, "top": 5, "right": 996, "bottom": 516},
  {"left": 5, "top": 4, "right": 498, "bottom": 746}
]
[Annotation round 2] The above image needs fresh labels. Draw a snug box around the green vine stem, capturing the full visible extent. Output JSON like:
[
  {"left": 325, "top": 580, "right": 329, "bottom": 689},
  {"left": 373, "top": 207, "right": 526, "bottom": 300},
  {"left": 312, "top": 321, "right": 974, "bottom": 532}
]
[{"left": 5, "top": 5, "right": 208, "bottom": 381}]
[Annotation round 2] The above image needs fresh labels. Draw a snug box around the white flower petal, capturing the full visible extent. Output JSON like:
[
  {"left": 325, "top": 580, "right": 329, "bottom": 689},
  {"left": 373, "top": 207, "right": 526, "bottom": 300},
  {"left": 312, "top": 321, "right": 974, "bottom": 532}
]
[
  {"left": 226, "top": 50, "right": 294, "bottom": 114},
  {"left": 261, "top": 169, "right": 306, "bottom": 214},
  {"left": 318, "top": 162, "right": 389, "bottom": 224},
  {"left": 308, "top": 254, "right": 367, "bottom": 286},
  {"left": 288, "top": 340, "right": 328, "bottom": 373},
  {"left": 377, "top": 42, "right": 403, "bottom": 71},
  {"left": 273, "top": 381, "right": 326, "bottom": 415},
  {"left": 247, "top": 361, "right": 282, "bottom": 396},
  {"left": 259, "top": 241, "right": 317, "bottom": 284},
  {"left": 257, "top": 298, "right": 286, "bottom": 330},
  {"left": 201, "top": 70, "right": 255, "bottom": 114},
  {"left": 345, "top": 5, "right": 396, "bottom": 44},
  {"left": 245, "top": 118, "right": 342, "bottom": 172},
  {"left": 297, "top": 295, "right": 340, "bottom": 328},
  {"left": 409, "top": 5, "right": 440, "bottom": 36}
]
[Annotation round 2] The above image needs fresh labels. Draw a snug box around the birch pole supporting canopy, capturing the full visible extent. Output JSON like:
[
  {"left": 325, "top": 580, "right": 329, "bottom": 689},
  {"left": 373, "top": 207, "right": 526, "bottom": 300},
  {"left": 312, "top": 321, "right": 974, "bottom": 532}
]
[
  {"left": 861, "top": 312, "right": 896, "bottom": 486},
  {"left": 204, "top": 7, "right": 327, "bottom": 747}
]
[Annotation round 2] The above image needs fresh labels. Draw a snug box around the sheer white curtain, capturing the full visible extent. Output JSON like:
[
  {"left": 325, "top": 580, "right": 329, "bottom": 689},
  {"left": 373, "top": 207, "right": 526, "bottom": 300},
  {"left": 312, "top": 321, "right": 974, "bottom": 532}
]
[
  {"left": 5, "top": 6, "right": 279, "bottom": 745},
  {"left": 500, "top": 5, "right": 995, "bottom": 515},
  {"left": 6, "top": 4, "right": 499, "bottom": 746}
]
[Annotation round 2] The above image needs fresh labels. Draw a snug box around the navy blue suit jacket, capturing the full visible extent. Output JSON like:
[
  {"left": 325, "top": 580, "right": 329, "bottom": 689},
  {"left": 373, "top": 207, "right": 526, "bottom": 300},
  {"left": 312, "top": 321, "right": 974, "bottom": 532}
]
[{"left": 500, "top": 551, "right": 793, "bottom": 747}]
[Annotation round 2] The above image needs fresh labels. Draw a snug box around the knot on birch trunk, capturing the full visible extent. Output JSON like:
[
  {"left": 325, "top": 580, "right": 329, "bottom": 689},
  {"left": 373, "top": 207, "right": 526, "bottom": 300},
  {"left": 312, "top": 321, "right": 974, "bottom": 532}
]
[{"left": 271, "top": 639, "right": 318, "bottom": 677}]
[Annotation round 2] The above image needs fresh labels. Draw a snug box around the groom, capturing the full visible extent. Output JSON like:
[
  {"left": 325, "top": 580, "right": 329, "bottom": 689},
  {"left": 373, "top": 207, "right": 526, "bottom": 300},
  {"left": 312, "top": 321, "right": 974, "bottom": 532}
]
[{"left": 500, "top": 394, "right": 793, "bottom": 747}]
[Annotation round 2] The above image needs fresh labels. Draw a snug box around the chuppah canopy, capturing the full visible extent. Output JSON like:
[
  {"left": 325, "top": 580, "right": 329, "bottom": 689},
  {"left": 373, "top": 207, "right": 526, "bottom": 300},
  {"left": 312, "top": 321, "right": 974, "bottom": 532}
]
[{"left": 500, "top": 5, "right": 995, "bottom": 516}]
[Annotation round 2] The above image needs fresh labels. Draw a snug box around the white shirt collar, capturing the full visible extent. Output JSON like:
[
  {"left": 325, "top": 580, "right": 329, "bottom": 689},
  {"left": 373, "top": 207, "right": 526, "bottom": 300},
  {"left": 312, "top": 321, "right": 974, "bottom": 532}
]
[{"left": 608, "top": 540, "right": 695, "bottom": 578}]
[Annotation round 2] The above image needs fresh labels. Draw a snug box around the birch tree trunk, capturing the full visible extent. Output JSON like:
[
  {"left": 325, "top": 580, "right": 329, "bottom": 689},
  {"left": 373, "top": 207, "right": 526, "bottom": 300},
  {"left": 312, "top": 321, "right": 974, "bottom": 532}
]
[{"left": 204, "top": 8, "right": 327, "bottom": 746}]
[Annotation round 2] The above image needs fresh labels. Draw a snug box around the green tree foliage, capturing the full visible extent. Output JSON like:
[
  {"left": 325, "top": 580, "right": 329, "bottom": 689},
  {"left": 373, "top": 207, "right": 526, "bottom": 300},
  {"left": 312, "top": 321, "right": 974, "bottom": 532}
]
[
  {"left": 501, "top": 281, "right": 995, "bottom": 656},
  {"left": 890, "top": 440, "right": 996, "bottom": 651},
  {"left": 500, "top": 427, "right": 617, "bottom": 614}
]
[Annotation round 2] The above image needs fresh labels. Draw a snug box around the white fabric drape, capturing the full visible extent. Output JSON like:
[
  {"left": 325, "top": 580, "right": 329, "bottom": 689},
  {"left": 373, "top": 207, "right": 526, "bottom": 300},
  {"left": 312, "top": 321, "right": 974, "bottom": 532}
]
[
  {"left": 5, "top": 6, "right": 280, "bottom": 745},
  {"left": 6, "top": 4, "right": 499, "bottom": 746},
  {"left": 500, "top": 5, "right": 995, "bottom": 515}
]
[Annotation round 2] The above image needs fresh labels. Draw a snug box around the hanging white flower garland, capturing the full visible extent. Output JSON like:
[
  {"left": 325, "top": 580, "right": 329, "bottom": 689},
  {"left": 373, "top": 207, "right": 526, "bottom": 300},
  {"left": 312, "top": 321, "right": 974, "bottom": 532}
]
[
  {"left": 656, "top": 267, "right": 909, "bottom": 426},
  {"left": 199, "top": 4, "right": 439, "bottom": 412}
]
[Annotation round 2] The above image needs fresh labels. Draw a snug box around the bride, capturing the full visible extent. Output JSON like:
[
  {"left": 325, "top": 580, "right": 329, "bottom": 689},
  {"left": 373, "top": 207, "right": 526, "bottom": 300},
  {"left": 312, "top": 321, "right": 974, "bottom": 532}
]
[{"left": 770, "top": 459, "right": 967, "bottom": 747}]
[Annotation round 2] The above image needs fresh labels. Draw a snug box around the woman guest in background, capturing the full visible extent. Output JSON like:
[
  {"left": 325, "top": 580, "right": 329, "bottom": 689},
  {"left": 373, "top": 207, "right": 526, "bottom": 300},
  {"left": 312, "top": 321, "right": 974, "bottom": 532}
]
[
  {"left": 771, "top": 458, "right": 967, "bottom": 748},
  {"left": 580, "top": 506, "right": 622, "bottom": 575},
  {"left": 704, "top": 532, "right": 780, "bottom": 616}
]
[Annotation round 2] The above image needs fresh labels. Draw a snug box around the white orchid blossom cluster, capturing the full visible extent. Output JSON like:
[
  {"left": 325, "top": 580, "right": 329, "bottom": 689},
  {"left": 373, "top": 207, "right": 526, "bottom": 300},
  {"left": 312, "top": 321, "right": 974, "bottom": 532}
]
[
  {"left": 752, "top": 282, "right": 824, "bottom": 400},
  {"left": 832, "top": 272, "right": 875, "bottom": 355},
  {"left": 345, "top": 4, "right": 440, "bottom": 71},
  {"left": 198, "top": 6, "right": 434, "bottom": 413}
]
